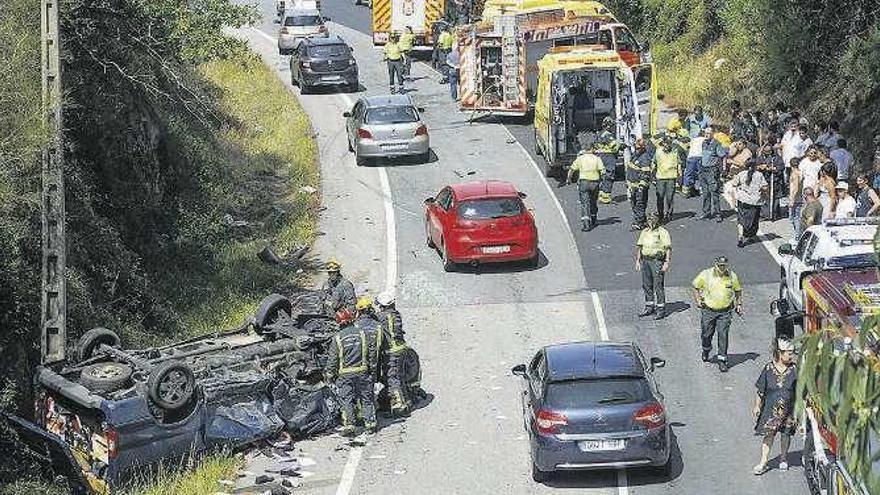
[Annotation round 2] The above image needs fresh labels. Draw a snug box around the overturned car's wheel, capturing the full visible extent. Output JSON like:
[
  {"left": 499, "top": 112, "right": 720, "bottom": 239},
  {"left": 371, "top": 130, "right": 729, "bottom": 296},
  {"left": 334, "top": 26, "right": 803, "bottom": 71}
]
[
  {"left": 399, "top": 347, "right": 421, "bottom": 384},
  {"left": 254, "top": 293, "right": 294, "bottom": 333},
  {"left": 76, "top": 327, "right": 121, "bottom": 362},
  {"left": 147, "top": 361, "right": 196, "bottom": 412},
  {"left": 78, "top": 362, "right": 133, "bottom": 393}
]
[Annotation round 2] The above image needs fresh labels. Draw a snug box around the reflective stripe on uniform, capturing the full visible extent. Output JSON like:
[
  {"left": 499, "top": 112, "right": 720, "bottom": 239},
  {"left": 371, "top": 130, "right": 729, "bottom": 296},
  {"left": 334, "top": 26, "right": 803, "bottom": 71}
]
[{"left": 336, "top": 330, "right": 368, "bottom": 375}]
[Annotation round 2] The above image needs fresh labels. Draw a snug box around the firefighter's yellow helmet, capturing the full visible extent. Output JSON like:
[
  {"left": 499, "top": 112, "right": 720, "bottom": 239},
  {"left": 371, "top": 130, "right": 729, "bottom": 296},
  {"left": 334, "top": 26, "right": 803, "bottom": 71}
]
[{"left": 356, "top": 296, "right": 373, "bottom": 311}]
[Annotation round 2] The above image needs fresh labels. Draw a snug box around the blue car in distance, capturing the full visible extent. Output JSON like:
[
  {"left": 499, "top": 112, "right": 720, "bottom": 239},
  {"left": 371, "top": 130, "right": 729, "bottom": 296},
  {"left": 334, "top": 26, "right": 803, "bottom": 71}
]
[{"left": 512, "top": 341, "right": 671, "bottom": 482}]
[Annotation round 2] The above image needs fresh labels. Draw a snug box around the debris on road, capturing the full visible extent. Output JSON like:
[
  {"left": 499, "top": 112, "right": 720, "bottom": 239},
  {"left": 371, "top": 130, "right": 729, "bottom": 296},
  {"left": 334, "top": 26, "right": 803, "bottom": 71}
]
[{"left": 299, "top": 185, "right": 317, "bottom": 194}]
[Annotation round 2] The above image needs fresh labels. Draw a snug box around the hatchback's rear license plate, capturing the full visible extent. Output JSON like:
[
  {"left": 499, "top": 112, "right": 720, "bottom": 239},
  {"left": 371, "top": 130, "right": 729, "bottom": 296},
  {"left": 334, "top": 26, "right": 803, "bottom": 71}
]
[
  {"left": 578, "top": 439, "right": 625, "bottom": 451},
  {"left": 482, "top": 245, "right": 510, "bottom": 254},
  {"left": 381, "top": 144, "right": 407, "bottom": 150}
]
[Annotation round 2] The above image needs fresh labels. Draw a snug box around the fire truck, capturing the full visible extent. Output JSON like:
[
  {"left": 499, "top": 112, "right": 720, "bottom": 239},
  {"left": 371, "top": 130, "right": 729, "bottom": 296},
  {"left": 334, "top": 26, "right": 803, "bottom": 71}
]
[
  {"left": 772, "top": 266, "right": 880, "bottom": 495},
  {"left": 456, "top": 8, "right": 648, "bottom": 117},
  {"left": 372, "top": 0, "right": 446, "bottom": 47},
  {"left": 532, "top": 46, "right": 655, "bottom": 176}
]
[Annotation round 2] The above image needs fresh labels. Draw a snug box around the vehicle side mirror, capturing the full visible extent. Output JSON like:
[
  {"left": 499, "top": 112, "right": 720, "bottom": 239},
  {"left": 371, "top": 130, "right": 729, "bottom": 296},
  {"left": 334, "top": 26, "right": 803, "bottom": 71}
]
[
  {"left": 343, "top": 111, "right": 351, "bottom": 118},
  {"left": 777, "top": 243, "right": 794, "bottom": 256},
  {"left": 640, "top": 40, "right": 650, "bottom": 52},
  {"left": 273, "top": 18, "right": 281, "bottom": 24},
  {"left": 323, "top": 16, "right": 331, "bottom": 21},
  {"left": 517, "top": 191, "right": 527, "bottom": 199},
  {"left": 417, "top": 107, "right": 426, "bottom": 112},
  {"left": 511, "top": 364, "right": 526, "bottom": 376},
  {"left": 649, "top": 357, "right": 666, "bottom": 370},
  {"left": 424, "top": 196, "right": 435, "bottom": 204}
]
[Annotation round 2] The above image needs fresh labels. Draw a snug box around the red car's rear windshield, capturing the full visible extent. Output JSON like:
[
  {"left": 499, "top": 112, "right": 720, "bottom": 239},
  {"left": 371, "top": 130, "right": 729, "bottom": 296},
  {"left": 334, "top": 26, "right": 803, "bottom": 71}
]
[{"left": 457, "top": 198, "right": 522, "bottom": 219}]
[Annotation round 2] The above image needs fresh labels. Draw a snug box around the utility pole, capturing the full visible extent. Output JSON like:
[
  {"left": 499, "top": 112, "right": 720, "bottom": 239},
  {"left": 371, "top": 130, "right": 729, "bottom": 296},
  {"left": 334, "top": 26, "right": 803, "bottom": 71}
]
[{"left": 40, "top": 0, "right": 66, "bottom": 364}]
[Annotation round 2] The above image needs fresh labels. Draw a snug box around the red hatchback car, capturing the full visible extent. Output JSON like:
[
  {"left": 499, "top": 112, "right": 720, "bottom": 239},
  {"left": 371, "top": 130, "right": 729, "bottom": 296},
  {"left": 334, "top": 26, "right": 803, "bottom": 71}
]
[{"left": 424, "top": 181, "right": 539, "bottom": 271}]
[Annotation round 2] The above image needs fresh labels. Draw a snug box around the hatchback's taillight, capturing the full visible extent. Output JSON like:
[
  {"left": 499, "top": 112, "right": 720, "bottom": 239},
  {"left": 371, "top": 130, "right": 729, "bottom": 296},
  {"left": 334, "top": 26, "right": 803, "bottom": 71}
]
[
  {"left": 535, "top": 409, "right": 567, "bottom": 435},
  {"left": 414, "top": 124, "right": 428, "bottom": 137},
  {"left": 300, "top": 61, "right": 310, "bottom": 68},
  {"left": 634, "top": 402, "right": 666, "bottom": 429},
  {"left": 357, "top": 128, "right": 372, "bottom": 139}
]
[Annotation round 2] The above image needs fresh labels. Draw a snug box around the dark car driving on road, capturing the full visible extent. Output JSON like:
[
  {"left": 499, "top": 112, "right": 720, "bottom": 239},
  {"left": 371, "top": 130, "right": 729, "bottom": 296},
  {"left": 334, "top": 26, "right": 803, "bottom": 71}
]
[
  {"left": 513, "top": 341, "right": 670, "bottom": 482},
  {"left": 289, "top": 35, "right": 358, "bottom": 93}
]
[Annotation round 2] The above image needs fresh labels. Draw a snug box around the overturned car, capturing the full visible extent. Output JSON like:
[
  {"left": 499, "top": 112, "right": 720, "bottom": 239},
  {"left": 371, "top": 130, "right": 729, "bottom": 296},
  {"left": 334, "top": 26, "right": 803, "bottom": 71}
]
[{"left": 4, "top": 292, "right": 422, "bottom": 494}]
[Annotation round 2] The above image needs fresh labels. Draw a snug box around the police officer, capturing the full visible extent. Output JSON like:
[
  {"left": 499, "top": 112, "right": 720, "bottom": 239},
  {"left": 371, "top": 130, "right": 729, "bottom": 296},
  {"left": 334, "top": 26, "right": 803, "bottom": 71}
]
[
  {"left": 321, "top": 259, "right": 356, "bottom": 315},
  {"left": 567, "top": 140, "right": 605, "bottom": 232},
  {"left": 375, "top": 291, "right": 411, "bottom": 416},
  {"left": 652, "top": 135, "right": 683, "bottom": 224},
  {"left": 595, "top": 117, "right": 621, "bottom": 204},
  {"left": 635, "top": 212, "right": 671, "bottom": 320},
  {"left": 384, "top": 34, "right": 405, "bottom": 94},
  {"left": 399, "top": 26, "right": 415, "bottom": 78},
  {"left": 692, "top": 256, "right": 743, "bottom": 373},
  {"left": 627, "top": 138, "right": 654, "bottom": 231},
  {"left": 325, "top": 309, "right": 378, "bottom": 436}
]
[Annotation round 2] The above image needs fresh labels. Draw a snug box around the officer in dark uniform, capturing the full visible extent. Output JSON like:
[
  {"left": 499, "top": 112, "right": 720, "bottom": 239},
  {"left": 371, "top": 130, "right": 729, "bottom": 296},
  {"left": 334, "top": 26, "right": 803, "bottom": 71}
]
[
  {"left": 595, "top": 116, "right": 621, "bottom": 204},
  {"left": 626, "top": 138, "right": 654, "bottom": 231},
  {"left": 325, "top": 309, "right": 378, "bottom": 436},
  {"left": 321, "top": 259, "right": 356, "bottom": 315},
  {"left": 375, "top": 291, "right": 411, "bottom": 416}
]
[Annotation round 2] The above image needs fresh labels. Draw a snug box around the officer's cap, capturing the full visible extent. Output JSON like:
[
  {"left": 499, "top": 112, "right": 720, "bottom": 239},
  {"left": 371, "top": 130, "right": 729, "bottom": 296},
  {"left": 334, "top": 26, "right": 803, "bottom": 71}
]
[{"left": 714, "top": 255, "right": 729, "bottom": 266}]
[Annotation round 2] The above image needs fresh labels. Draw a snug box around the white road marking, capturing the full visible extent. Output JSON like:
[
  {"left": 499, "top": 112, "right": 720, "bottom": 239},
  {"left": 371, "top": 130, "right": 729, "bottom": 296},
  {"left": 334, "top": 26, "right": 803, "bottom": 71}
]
[
  {"left": 251, "top": 26, "right": 275, "bottom": 43},
  {"left": 590, "top": 290, "right": 610, "bottom": 341},
  {"left": 335, "top": 443, "right": 363, "bottom": 495},
  {"left": 617, "top": 469, "right": 630, "bottom": 495}
]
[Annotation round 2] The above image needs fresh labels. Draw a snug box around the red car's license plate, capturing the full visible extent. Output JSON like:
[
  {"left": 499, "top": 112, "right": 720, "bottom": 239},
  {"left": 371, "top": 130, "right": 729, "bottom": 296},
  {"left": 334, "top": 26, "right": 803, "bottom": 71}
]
[{"left": 482, "top": 245, "right": 510, "bottom": 254}]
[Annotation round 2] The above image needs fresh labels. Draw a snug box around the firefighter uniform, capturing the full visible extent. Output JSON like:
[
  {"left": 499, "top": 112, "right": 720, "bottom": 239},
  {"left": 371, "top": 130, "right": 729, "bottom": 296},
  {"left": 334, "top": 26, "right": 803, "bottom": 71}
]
[
  {"left": 595, "top": 121, "right": 621, "bottom": 204},
  {"left": 626, "top": 140, "right": 654, "bottom": 230},
  {"left": 636, "top": 215, "right": 671, "bottom": 319},
  {"left": 384, "top": 38, "right": 405, "bottom": 94},
  {"left": 692, "top": 257, "right": 743, "bottom": 372},
  {"left": 322, "top": 261, "right": 356, "bottom": 314},
  {"left": 325, "top": 322, "right": 378, "bottom": 435},
  {"left": 568, "top": 150, "right": 604, "bottom": 231},
  {"left": 377, "top": 306, "right": 411, "bottom": 415}
]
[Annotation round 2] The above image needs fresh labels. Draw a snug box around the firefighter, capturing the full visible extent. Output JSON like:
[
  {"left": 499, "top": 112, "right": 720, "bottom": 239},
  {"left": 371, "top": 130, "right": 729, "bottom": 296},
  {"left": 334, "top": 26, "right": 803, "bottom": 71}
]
[
  {"left": 567, "top": 138, "right": 605, "bottom": 232},
  {"left": 384, "top": 34, "right": 405, "bottom": 94},
  {"left": 375, "top": 291, "right": 411, "bottom": 416},
  {"left": 626, "top": 138, "right": 654, "bottom": 231},
  {"left": 321, "top": 259, "right": 356, "bottom": 315},
  {"left": 325, "top": 309, "right": 378, "bottom": 436},
  {"left": 595, "top": 116, "right": 621, "bottom": 204},
  {"left": 399, "top": 26, "right": 415, "bottom": 78},
  {"left": 692, "top": 256, "right": 743, "bottom": 373},
  {"left": 635, "top": 212, "right": 671, "bottom": 320},
  {"left": 437, "top": 26, "right": 454, "bottom": 83}
]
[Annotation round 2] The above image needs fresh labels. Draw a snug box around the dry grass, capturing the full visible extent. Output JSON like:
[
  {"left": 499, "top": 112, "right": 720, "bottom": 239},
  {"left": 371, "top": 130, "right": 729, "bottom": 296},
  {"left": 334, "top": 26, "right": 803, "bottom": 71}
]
[{"left": 124, "top": 454, "right": 243, "bottom": 495}]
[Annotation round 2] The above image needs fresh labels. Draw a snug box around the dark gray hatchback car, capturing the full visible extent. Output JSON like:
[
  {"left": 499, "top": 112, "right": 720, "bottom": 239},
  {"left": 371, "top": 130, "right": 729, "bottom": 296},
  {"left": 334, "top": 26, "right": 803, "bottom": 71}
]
[
  {"left": 512, "top": 341, "right": 670, "bottom": 482},
  {"left": 289, "top": 35, "right": 358, "bottom": 94}
]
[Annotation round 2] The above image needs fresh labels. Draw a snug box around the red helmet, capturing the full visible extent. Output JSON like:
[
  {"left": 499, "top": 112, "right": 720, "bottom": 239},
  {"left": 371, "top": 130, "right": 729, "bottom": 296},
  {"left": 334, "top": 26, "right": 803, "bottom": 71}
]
[{"left": 335, "top": 309, "right": 355, "bottom": 325}]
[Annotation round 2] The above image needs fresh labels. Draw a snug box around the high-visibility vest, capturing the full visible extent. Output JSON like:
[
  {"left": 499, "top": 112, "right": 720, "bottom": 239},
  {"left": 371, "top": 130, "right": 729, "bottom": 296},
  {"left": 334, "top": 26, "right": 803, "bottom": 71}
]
[
  {"left": 399, "top": 32, "right": 415, "bottom": 51},
  {"left": 384, "top": 42, "right": 402, "bottom": 60}
]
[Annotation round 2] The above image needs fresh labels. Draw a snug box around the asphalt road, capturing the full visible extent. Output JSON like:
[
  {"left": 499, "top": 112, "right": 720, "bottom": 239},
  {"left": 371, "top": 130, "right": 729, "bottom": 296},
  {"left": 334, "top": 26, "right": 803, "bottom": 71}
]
[{"left": 237, "top": 1, "right": 810, "bottom": 493}]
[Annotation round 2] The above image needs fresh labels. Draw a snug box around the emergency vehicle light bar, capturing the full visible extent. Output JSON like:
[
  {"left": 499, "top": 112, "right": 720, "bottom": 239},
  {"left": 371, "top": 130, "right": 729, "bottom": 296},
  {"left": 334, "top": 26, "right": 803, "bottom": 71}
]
[{"left": 823, "top": 217, "right": 880, "bottom": 227}]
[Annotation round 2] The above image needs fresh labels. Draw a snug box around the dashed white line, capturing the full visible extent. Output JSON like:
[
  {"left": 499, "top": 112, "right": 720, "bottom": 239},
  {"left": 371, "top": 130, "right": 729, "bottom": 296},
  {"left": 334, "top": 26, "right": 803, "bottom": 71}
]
[
  {"left": 590, "top": 290, "right": 610, "bottom": 342},
  {"left": 335, "top": 444, "right": 363, "bottom": 495}
]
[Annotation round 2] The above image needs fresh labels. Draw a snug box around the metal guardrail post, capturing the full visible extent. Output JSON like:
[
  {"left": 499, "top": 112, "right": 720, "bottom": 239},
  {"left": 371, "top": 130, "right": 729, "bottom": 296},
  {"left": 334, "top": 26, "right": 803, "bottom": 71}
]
[{"left": 41, "top": 0, "right": 67, "bottom": 364}]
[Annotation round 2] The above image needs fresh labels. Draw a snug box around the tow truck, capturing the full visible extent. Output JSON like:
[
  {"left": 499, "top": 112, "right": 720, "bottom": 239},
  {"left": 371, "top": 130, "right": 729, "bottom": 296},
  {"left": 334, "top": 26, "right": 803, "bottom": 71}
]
[
  {"left": 772, "top": 269, "right": 880, "bottom": 495},
  {"left": 456, "top": 7, "right": 648, "bottom": 117},
  {"left": 532, "top": 45, "right": 655, "bottom": 176}
]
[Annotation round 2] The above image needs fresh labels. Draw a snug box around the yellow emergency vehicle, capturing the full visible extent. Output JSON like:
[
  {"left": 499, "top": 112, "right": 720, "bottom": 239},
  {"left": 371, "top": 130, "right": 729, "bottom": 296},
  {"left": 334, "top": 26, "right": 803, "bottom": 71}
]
[
  {"left": 482, "top": 0, "right": 613, "bottom": 22},
  {"left": 533, "top": 46, "right": 656, "bottom": 176},
  {"left": 372, "top": 0, "right": 445, "bottom": 47}
]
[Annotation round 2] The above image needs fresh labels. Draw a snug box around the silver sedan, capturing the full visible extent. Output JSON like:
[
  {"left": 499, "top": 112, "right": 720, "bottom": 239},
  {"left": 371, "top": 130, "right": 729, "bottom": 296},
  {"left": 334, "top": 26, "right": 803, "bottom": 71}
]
[{"left": 343, "top": 94, "right": 430, "bottom": 166}]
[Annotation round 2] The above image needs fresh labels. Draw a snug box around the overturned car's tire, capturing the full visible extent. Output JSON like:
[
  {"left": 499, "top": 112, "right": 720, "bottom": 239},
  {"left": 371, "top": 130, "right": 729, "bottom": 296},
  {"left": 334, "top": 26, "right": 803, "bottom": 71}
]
[
  {"left": 399, "top": 347, "right": 421, "bottom": 384},
  {"left": 147, "top": 361, "right": 196, "bottom": 412},
  {"left": 76, "top": 327, "right": 121, "bottom": 362},
  {"left": 78, "top": 362, "right": 133, "bottom": 393},
  {"left": 254, "top": 293, "right": 294, "bottom": 332}
]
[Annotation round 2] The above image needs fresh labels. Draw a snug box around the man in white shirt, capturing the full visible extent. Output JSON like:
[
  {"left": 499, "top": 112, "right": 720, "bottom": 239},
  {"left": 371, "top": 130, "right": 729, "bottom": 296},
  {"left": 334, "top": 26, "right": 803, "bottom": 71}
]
[
  {"left": 829, "top": 138, "right": 853, "bottom": 181},
  {"left": 835, "top": 182, "right": 856, "bottom": 218},
  {"left": 683, "top": 134, "right": 706, "bottom": 197},
  {"left": 778, "top": 120, "right": 802, "bottom": 172},
  {"left": 799, "top": 147, "right": 823, "bottom": 192}
]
